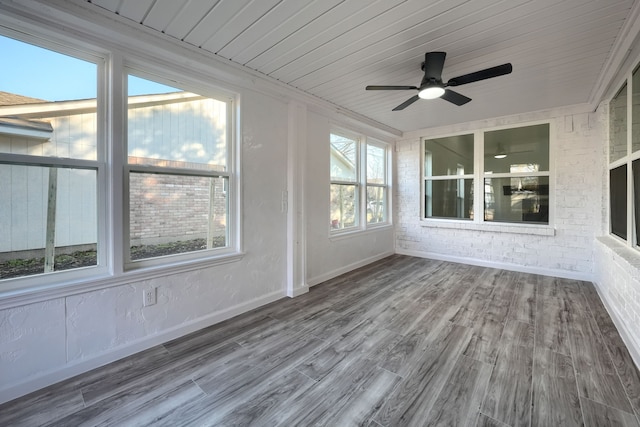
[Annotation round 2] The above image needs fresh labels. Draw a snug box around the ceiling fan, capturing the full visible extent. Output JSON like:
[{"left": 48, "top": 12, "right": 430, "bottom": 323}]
[{"left": 365, "top": 52, "right": 512, "bottom": 111}]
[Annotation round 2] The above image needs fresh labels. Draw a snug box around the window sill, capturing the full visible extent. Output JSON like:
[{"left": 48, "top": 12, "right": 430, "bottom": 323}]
[
  {"left": 0, "top": 251, "right": 245, "bottom": 310},
  {"left": 596, "top": 235, "right": 640, "bottom": 269},
  {"left": 330, "top": 224, "right": 393, "bottom": 241},
  {"left": 420, "top": 219, "right": 555, "bottom": 236}
]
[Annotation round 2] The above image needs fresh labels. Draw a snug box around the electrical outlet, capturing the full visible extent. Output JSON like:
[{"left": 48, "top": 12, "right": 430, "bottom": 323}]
[{"left": 143, "top": 288, "right": 156, "bottom": 307}]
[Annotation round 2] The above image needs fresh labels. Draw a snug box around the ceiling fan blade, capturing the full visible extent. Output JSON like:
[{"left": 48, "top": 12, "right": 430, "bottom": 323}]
[
  {"left": 441, "top": 89, "right": 471, "bottom": 106},
  {"left": 392, "top": 95, "right": 420, "bottom": 111},
  {"left": 366, "top": 85, "right": 418, "bottom": 90},
  {"left": 423, "top": 52, "right": 446, "bottom": 79},
  {"left": 447, "top": 63, "right": 512, "bottom": 86}
]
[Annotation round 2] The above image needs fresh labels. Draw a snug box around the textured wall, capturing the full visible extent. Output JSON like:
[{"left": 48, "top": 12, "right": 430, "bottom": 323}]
[{"left": 395, "top": 109, "right": 604, "bottom": 278}]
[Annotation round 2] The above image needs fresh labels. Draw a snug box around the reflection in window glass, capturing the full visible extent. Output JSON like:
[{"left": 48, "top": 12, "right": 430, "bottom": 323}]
[
  {"left": 484, "top": 176, "right": 549, "bottom": 223},
  {"left": 484, "top": 124, "right": 549, "bottom": 173},
  {"left": 330, "top": 184, "right": 357, "bottom": 229},
  {"left": 610, "top": 83, "right": 627, "bottom": 163},
  {"left": 424, "top": 134, "right": 474, "bottom": 176},
  {"left": 425, "top": 179, "right": 474, "bottom": 219},
  {"left": 0, "top": 165, "right": 97, "bottom": 279}
]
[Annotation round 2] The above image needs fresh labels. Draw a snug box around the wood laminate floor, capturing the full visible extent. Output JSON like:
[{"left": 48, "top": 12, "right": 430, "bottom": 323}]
[{"left": 2, "top": 255, "right": 640, "bottom": 426}]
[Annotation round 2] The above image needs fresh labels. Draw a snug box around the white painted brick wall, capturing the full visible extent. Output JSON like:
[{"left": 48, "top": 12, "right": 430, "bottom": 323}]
[
  {"left": 595, "top": 237, "right": 640, "bottom": 364},
  {"left": 395, "top": 108, "right": 604, "bottom": 278}
]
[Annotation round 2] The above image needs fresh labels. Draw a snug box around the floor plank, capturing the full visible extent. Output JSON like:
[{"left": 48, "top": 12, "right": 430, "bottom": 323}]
[
  {"left": 569, "top": 312, "right": 634, "bottom": 413},
  {"left": 1, "top": 255, "right": 639, "bottom": 426},
  {"left": 531, "top": 348, "right": 583, "bottom": 427},
  {"left": 481, "top": 343, "right": 533, "bottom": 426},
  {"left": 581, "top": 397, "right": 640, "bottom": 427}
]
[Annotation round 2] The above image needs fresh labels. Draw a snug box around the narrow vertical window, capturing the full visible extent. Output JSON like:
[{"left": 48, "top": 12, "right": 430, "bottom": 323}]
[
  {"left": 330, "top": 132, "right": 359, "bottom": 231},
  {"left": 366, "top": 142, "right": 388, "bottom": 224},
  {"left": 610, "top": 164, "right": 627, "bottom": 240}
]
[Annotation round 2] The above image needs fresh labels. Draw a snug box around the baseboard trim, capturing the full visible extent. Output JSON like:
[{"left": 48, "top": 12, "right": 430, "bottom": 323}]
[
  {"left": 592, "top": 281, "right": 640, "bottom": 372},
  {"left": 306, "top": 251, "right": 396, "bottom": 287},
  {"left": 0, "top": 290, "right": 283, "bottom": 405},
  {"left": 395, "top": 248, "right": 594, "bottom": 282}
]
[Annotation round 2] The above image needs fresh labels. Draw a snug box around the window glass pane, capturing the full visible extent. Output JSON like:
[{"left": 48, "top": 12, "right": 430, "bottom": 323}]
[
  {"left": 424, "top": 134, "right": 474, "bottom": 176},
  {"left": 610, "top": 165, "right": 627, "bottom": 240},
  {"left": 633, "top": 65, "right": 640, "bottom": 153},
  {"left": 366, "top": 144, "right": 385, "bottom": 184},
  {"left": 610, "top": 83, "right": 627, "bottom": 163},
  {"left": 425, "top": 179, "right": 473, "bottom": 219},
  {"left": 127, "top": 75, "right": 227, "bottom": 171},
  {"left": 0, "top": 35, "right": 98, "bottom": 160},
  {"left": 633, "top": 160, "right": 640, "bottom": 245},
  {"left": 0, "top": 164, "right": 97, "bottom": 280},
  {"left": 484, "top": 176, "right": 549, "bottom": 223},
  {"left": 129, "top": 172, "right": 227, "bottom": 261},
  {"left": 330, "top": 134, "right": 357, "bottom": 182},
  {"left": 484, "top": 124, "right": 549, "bottom": 173},
  {"left": 330, "top": 184, "right": 358, "bottom": 229},
  {"left": 367, "top": 186, "right": 386, "bottom": 224}
]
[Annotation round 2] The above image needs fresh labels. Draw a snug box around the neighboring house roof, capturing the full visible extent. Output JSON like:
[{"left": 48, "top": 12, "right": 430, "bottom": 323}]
[
  {"left": 0, "top": 92, "right": 53, "bottom": 138},
  {"left": 0, "top": 91, "right": 48, "bottom": 106}
]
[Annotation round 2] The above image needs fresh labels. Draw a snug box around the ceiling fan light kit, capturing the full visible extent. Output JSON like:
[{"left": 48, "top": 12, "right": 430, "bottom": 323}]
[
  {"left": 418, "top": 85, "right": 445, "bottom": 99},
  {"left": 366, "top": 51, "right": 512, "bottom": 111}
]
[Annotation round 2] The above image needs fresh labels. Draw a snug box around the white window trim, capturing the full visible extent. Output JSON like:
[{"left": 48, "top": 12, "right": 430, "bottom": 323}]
[
  {"left": 607, "top": 62, "right": 640, "bottom": 248},
  {"left": 420, "top": 120, "right": 554, "bottom": 232}
]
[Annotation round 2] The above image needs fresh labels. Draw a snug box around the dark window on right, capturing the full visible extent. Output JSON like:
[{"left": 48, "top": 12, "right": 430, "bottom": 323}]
[{"left": 610, "top": 164, "right": 627, "bottom": 240}]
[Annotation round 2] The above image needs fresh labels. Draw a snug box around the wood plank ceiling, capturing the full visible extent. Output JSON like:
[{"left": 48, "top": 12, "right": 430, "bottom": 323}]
[{"left": 87, "top": 0, "right": 637, "bottom": 133}]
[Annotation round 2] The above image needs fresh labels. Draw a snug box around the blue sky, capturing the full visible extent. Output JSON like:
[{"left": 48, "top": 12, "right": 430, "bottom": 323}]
[{"left": 0, "top": 35, "right": 177, "bottom": 101}]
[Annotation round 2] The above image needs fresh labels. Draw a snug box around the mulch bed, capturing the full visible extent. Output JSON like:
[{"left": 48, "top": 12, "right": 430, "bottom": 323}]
[{"left": 1, "top": 238, "right": 224, "bottom": 280}]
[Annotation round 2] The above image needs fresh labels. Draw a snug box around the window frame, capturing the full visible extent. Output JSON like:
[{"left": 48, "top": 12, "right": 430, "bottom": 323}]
[
  {"left": 607, "top": 62, "right": 640, "bottom": 248},
  {"left": 122, "top": 68, "right": 238, "bottom": 270},
  {"left": 0, "top": 24, "right": 243, "bottom": 303},
  {"left": 422, "top": 133, "right": 475, "bottom": 220},
  {"left": 0, "top": 29, "right": 109, "bottom": 293},
  {"left": 364, "top": 139, "right": 389, "bottom": 226},
  {"left": 421, "top": 121, "right": 553, "bottom": 230},
  {"left": 329, "top": 127, "right": 391, "bottom": 236}
]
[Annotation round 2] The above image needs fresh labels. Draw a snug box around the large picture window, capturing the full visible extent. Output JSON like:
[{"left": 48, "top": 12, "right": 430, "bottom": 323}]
[
  {"left": 330, "top": 130, "right": 389, "bottom": 233},
  {"left": 422, "top": 123, "right": 550, "bottom": 225}
]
